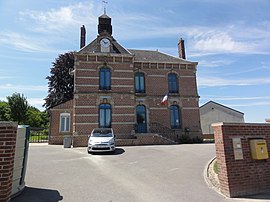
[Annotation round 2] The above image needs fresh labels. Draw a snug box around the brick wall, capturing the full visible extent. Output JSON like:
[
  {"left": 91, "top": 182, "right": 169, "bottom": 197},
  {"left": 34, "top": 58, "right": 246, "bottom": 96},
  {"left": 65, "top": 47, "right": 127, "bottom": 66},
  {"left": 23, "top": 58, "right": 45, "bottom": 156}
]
[
  {"left": 49, "top": 51, "right": 202, "bottom": 146},
  {"left": 213, "top": 122, "right": 270, "bottom": 197},
  {"left": 0, "top": 122, "right": 17, "bottom": 202},
  {"left": 49, "top": 100, "right": 73, "bottom": 145}
]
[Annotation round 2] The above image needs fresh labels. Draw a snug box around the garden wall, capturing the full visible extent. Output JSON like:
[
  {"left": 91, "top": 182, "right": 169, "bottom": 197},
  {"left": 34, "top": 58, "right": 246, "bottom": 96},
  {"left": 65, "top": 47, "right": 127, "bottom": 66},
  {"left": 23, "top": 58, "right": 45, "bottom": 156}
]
[{"left": 213, "top": 122, "right": 270, "bottom": 197}]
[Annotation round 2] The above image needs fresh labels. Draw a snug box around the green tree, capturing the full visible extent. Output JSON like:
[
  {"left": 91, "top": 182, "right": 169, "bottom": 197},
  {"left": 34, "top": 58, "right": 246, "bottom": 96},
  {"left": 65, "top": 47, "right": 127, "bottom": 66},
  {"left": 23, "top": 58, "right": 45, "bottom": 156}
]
[
  {"left": 25, "top": 106, "right": 43, "bottom": 127},
  {"left": 25, "top": 106, "right": 49, "bottom": 128},
  {"left": 44, "top": 52, "right": 74, "bottom": 109},
  {"left": 0, "top": 101, "right": 10, "bottom": 121},
  {"left": 7, "top": 93, "right": 29, "bottom": 124}
]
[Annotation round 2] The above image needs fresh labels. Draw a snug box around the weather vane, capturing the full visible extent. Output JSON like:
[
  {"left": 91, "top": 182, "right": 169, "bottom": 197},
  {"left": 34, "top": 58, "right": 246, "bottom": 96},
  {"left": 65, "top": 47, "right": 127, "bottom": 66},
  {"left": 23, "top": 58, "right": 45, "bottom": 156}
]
[{"left": 102, "top": 1, "right": 108, "bottom": 14}]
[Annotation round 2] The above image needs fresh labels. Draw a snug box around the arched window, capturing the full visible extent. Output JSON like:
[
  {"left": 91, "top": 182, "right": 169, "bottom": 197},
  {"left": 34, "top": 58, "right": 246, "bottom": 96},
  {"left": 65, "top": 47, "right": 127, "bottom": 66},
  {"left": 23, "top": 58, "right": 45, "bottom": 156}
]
[
  {"left": 60, "top": 113, "right": 70, "bottom": 132},
  {"left": 99, "top": 104, "right": 112, "bottom": 128},
  {"left": 170, "top": 105, "right": 181, "bottom": 129},
  {"left": 99, "top": 67, "right": 111, "bottom": 90},
  {"left": 168, "top": 73, "right": 179, "bottom": 93},
  {"left": 135, "top": 72, "right": 145, "bottom": 93}
]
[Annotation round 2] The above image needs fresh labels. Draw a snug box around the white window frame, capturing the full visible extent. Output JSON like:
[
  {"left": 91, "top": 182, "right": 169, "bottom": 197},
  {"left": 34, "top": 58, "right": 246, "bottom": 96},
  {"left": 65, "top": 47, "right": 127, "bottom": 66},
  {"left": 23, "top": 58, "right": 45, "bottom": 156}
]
[{"left": 60, "top": 113, "right": 70, "bottom": 133}]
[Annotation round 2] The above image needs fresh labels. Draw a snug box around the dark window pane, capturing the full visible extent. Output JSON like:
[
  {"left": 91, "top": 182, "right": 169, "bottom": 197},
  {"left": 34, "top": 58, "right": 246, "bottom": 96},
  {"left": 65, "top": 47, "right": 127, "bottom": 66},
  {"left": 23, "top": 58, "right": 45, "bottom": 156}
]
[
  {"left": 135, "top": 72, "right": 145, "bottom": 93},
  {"left": 99, "top": 104, "right": 111, "bottom": 128},
  {"left": 168, "top": 73, "right": 178, "bottom": 93},
  {"left": 99, "top": 67, "right": 111, "bottom": 90}
]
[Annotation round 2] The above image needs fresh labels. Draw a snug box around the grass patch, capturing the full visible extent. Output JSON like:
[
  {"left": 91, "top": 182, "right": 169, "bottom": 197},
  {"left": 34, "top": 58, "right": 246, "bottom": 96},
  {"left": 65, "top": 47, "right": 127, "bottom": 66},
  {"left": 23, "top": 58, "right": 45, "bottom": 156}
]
[
  {"left": 213, "top": 160, "right": 218, "bottom": 174},
  {"left": 30, "top": 134, "right": 48, "bottom": 142}
]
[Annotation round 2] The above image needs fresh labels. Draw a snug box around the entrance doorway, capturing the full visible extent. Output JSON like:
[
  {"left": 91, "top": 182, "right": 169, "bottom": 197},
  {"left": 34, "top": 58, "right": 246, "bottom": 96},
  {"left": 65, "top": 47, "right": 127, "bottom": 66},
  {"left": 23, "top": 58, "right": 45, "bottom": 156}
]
[{"left": 136, "top": 105, "right": 147, "bottom": 133}]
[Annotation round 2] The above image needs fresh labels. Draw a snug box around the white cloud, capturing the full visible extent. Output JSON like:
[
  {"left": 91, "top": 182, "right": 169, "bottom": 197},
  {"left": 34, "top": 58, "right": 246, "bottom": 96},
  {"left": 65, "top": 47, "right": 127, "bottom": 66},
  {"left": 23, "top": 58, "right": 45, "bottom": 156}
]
[
  {"left": 200, "top": 96, "right": 270, "bottom": 101},
  {"left": 0, "top": 84, "right": 47, "bottom": 91},
  {"left": 0, "top": 76, "right": 13, "bottom": 80},
  {"left": 191, "top": 31, "right": 249, "bottom": 54},
  {"left": 27, "top": 98, "right": 45, "bottom": 110},
  {"left": 198, "top": 77, "right": 270, "bottom": 87},
  {"left": 19, "top": 2, "right": 97, "bottom": 34},
  {"left": 4, "top": 2, "right": 270, "bottom": 56},
  {"left": 228, "top": 101, "right": 270, "bottom": 107},
  {"left": 198, "top": 59, "right": 234, "bottom": 67},
  {"left": 0, "top": 31, "right": 54, "bottom": 52}
]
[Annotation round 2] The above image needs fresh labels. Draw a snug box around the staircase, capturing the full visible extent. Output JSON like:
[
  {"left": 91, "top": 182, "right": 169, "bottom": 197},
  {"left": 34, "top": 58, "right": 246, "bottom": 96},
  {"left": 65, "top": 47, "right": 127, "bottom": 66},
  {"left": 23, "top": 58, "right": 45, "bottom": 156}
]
[
  {"left": 115, "top": 123, "right": 179, "bottom": 146},
  {"left": 149, "top": 122, "right": 179, "bottom": 144}
]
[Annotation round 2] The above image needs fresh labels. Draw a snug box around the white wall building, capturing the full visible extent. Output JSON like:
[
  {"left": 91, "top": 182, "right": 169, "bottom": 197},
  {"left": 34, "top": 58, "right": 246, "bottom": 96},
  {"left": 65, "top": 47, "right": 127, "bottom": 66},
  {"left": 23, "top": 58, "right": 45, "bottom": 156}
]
[{"left": 200, "top": 101, "right": 244, "bottom": 135}]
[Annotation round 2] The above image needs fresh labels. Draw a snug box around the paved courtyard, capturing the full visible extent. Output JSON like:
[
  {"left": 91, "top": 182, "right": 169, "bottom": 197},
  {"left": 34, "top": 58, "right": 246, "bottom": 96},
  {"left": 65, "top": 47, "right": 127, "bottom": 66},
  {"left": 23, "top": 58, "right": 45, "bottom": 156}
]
[{"left": 12, "top": 143, "right": 264, "bottom": 202}]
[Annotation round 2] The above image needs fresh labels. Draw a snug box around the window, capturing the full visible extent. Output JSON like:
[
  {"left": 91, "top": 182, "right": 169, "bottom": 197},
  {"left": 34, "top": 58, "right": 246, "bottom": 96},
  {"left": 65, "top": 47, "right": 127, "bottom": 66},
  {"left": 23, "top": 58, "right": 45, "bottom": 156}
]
[
  {"left": 99, "top": 104, "right": 112, "bottom": 128},
  {"left": 170, "top": 105, "right": 181, "bottom": 129},
  {"left": 99, "top": 67, "right": 111, "bottom": 90},
  {"left": 135, "top": 72, "right": 145, "bottom": 93},
  {"left": 168, "top": 73, "right": 179, "bottom": 93},
  {"left": 60, "top": 113, "right": 70, "bottom": 132}
]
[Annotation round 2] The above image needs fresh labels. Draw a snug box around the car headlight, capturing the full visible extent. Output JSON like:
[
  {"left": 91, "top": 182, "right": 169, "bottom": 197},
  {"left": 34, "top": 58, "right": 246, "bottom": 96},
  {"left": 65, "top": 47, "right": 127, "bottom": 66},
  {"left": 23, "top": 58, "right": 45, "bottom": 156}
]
[{"left": 109, "top": 139, "right": 115, "bottom": 145}]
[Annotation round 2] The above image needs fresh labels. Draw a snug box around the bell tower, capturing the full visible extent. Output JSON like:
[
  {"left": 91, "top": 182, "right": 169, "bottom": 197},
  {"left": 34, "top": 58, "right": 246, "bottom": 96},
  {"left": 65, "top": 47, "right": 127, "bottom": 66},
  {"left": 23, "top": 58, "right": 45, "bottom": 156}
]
[{"left": 98, "top": 14, "right": 112, "bottom": 36}]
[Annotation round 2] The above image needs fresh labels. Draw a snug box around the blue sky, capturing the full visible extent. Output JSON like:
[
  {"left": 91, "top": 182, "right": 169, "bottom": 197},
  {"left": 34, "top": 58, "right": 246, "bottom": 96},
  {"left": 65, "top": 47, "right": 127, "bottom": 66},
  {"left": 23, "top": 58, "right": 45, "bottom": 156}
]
[{"left": 0, "top": 0, "right": 269, "bottom": 123}]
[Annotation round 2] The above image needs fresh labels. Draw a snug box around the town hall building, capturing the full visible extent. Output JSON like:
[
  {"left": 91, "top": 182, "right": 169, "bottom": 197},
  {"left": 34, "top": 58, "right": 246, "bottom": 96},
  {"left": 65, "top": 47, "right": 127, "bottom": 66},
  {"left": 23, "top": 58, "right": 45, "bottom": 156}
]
[{"left": 49, "top": 12, "right": 202, "bottom": 146}]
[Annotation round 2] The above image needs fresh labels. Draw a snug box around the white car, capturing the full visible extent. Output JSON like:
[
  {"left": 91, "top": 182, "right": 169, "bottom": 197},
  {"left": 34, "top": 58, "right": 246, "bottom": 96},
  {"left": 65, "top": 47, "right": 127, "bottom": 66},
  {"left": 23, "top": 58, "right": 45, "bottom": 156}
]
[{"left": 87, "top": 128, "right": 116, "bottom": 153}]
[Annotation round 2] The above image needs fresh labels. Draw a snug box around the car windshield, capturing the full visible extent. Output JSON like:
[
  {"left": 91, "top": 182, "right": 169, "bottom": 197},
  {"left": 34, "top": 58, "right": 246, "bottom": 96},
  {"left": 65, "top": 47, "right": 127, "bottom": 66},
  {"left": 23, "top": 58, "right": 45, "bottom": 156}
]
[{"left": 91, "top": 129, "right": 113, "bottom": 137}]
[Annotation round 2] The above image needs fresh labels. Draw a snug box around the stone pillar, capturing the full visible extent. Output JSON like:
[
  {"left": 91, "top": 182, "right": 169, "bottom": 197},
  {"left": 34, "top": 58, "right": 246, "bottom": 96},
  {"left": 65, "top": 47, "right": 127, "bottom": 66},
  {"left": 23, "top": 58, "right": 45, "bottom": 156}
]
[{"left": 0, "top": 122, "right": 17, "bottom": 202}]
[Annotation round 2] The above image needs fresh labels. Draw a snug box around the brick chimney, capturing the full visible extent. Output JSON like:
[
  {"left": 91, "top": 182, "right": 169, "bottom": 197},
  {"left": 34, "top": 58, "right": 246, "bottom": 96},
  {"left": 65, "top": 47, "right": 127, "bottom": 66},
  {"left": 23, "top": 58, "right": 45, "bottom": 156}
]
[
  {"left": 178, "top": 38, "right": 186, "bottom": 59},
  {"left": 80, "top": 25, "right": 86, "bottom": 49}
]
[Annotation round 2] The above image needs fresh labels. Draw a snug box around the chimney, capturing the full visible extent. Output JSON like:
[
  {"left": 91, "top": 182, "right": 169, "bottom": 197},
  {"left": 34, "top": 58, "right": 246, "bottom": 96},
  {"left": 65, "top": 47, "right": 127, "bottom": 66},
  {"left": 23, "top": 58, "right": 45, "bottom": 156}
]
[
  {"left": 178, "top": 38, "right": 186, "bottom": 59},
  {"left": 80, "top": 25, "right": 86, "bottom": 49}
]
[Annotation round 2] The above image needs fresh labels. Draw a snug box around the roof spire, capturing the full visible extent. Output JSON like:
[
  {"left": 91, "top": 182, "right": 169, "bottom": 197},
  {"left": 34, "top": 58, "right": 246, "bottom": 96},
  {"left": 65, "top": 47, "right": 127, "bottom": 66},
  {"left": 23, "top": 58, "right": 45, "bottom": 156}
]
[{"left": 102, "top": 1, "right": 108, "bottom": 14}]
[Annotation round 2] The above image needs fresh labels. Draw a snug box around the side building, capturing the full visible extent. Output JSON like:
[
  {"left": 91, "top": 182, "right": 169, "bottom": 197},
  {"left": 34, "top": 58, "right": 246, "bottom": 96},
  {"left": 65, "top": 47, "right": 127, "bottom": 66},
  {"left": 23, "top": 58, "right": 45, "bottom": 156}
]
[
  {"left": 49, "top": 13, "right": 202, "bottom": 146},
  {"left": 200, "top": 101, "right": 244, "bottom": 139}
]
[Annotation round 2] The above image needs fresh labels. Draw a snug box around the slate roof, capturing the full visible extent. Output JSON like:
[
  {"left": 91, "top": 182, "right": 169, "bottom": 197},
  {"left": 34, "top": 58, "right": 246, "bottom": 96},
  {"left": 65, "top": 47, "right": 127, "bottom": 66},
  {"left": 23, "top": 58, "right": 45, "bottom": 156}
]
[
  {"left": 79, "top": 38, "right": 131, "bottom": 55},
  {"left": 79, "top": 40, "right": 196, "bottom": 64},
  {"left": 128, "top": 49, "right": 195, "bottom": 64}
]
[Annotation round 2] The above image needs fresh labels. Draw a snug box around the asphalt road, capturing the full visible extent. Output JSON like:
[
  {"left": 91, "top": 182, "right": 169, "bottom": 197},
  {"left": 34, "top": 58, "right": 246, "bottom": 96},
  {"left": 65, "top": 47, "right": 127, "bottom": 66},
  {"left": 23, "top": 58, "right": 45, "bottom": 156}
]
[{"left": 11, "top": 143, "right": 262, "bottom": 202}]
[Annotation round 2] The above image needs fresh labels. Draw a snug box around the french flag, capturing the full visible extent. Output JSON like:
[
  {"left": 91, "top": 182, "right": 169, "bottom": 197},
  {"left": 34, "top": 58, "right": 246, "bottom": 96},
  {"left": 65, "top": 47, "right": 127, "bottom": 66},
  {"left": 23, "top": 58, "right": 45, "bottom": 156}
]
[{"left": 161, "top": 93, "right": 168, "bottom": 105}]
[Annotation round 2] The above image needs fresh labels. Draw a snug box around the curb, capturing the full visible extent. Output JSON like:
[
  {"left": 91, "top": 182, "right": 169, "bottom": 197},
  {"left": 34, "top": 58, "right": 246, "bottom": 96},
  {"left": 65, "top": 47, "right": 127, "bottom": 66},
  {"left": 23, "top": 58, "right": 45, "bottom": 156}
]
[{"left": 203, "top": 157, "right": 227, "bottom": 198}]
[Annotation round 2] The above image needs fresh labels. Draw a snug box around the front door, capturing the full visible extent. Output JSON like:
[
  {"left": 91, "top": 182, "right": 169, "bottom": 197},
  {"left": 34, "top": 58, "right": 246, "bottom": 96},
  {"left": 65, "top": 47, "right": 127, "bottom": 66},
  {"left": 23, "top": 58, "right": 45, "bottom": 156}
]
[{"left": 136, "top": 105, "right": 147, "bottom": 133}]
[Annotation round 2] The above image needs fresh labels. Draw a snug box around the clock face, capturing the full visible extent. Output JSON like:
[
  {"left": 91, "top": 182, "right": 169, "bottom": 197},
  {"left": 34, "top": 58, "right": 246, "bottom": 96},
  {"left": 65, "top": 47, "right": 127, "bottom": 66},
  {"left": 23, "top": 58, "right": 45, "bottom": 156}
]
[{"left": 100, "top": 38, "right": 110, "bottom": 48}]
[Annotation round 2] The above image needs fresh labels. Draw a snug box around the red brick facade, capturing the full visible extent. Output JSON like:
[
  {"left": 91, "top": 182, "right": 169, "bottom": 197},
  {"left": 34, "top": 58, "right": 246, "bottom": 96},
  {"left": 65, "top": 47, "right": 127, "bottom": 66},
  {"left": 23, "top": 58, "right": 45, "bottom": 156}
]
[
  {"left": 49, "top": 13, "right": 202, "bottom": 147},
  {"left": 49, "top": 100, "right": 73, "bottom": 145},
  {"left": 213, "top": 122, "right": 270, "bottom": 197},
  {"left": 0, "top": 122, "right": 17, "bottom": 202}
]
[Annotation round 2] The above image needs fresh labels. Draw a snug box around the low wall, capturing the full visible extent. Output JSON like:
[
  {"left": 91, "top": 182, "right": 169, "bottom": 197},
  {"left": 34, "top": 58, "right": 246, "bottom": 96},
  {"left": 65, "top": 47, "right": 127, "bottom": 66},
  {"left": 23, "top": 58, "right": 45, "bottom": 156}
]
[
  {"left": 213, "top": 122, "right": 270, "bottom": 197},
  {"left": 71, "top": 134, "right": 175, "bottom": 147},
  {"left": 0, "top": 122, "right": 17, "bottom": 202}
]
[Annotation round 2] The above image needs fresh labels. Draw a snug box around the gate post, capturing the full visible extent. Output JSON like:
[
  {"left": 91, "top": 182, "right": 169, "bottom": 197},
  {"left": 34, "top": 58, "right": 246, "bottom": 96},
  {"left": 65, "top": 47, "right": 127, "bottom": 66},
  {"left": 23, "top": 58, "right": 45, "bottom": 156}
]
[{"left": 0, "top": 122, "right": 17, "bottom": 202}]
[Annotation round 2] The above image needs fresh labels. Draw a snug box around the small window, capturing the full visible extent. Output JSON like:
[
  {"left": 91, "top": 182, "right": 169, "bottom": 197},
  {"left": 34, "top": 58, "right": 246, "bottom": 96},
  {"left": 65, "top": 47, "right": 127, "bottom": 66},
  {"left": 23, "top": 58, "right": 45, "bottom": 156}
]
[
  {"left": 168, "top": 73, "right": 179, "bottom": 93},
  {"left": 135, "top": 72, "right": 145, "bottom": 93},
  {"left": 99, "top": 104, "right": 112, "bottom": 128},
  {"left": 60, "top": 113, "right": 70, "bottom": 132},
  {"left": 170, "top": 105, "right": 181, "bottom": 129},
  {"left": 99, "top": 67, "right": 111, "bottom": 90}
]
